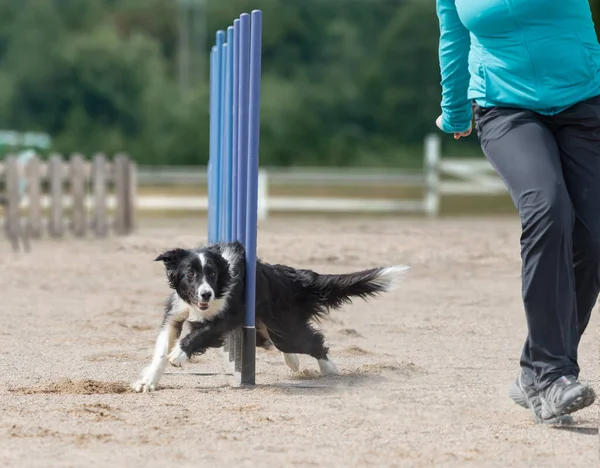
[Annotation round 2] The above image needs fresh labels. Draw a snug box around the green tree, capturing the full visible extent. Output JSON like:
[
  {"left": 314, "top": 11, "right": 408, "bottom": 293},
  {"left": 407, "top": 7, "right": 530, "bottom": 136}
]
[{"left": 4, "top": 0, "right": 594, "bottom": 167}]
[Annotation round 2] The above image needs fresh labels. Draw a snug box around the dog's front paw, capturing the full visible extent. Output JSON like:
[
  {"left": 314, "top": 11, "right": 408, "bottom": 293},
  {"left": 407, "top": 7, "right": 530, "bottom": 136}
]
[
  {"left": 132, "top": 373, "right": 159, "bottom": 393},
  {"left": 168, "top": 342, "right": 188, "bottom": 367}
]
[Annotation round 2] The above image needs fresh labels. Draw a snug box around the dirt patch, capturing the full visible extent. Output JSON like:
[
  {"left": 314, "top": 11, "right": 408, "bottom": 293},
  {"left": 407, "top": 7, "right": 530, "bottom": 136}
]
[
  {"left": 67, "top": 404, "right": 123, "bottom": 422},
  {"left": 341, "top": 345, "right": 374, "bottom": 356},
  {"left": 84, "top": 352, "right": 140, "bottom": 363},
  {"left": 116, "top": 321, "right": 155, "bottom": 332},
  {"left": 9, "top": 379, "right": 133, "bottom": 395},
  {"left": 289, "top": 369, "right": 323, "bottom": 380},
  {"left": 355, "top": 361, "right": 424, "bottom": 376},
  {"left": 7, "top": 425, "right": 61, "bottom": 439},
  {"left": 6, "top": 424, "right": 113, "bottom": 447}
]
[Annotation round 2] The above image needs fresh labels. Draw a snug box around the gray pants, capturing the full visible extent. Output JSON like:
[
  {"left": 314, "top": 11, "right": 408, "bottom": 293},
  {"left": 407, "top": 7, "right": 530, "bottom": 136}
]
[{"left": 474, "top": 96, "right": 600, "bottom": 389}]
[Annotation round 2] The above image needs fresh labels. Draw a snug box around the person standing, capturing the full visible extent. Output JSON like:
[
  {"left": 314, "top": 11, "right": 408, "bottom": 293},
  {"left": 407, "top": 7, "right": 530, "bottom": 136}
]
[{"left": 435, "top": 0, "right": 598, "bottom": 424}]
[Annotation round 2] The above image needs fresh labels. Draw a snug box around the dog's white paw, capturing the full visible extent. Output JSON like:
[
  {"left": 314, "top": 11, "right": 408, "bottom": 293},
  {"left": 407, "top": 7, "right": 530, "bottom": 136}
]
[
  {"left": 318, "top": 359, "right": 340, "bottom": 376},
  {"left": 168, "top": 342, "right": 188, "bottom": 367},
  {"left": 282, "top": 353, "right": 300, "bottom": 372},
  {"left": 132, "top": 373, "right": 159, "bottom": 393}
]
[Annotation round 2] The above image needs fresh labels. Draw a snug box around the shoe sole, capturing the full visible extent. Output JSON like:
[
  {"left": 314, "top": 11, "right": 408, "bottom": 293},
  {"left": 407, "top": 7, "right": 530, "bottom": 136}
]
[
  {"left": 509, "top": 379, "right": 574, "bottom": 425},
  {"left": 508, "top": 380, "right": 528, "bottom": 409},
  {"left": 542, "top": 386, "right": 596, "bottom": 421}
]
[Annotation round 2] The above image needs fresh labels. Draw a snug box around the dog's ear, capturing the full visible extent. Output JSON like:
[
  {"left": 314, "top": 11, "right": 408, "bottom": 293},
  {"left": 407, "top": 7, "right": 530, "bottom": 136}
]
[{"left": 155, "top": 248, "right": 188, "bottom": 270}]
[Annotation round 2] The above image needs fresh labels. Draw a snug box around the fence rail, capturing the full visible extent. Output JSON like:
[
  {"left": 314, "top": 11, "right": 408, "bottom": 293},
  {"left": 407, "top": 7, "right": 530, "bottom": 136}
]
[
  {"left": 0, "top": 152, "right": 135, "bottom": 251},
  {"left": 137, "top": 165, "right": 426, "bottom": 187},
  {"left": 133, "top": 134, "right": 508, "bottom": 219}
]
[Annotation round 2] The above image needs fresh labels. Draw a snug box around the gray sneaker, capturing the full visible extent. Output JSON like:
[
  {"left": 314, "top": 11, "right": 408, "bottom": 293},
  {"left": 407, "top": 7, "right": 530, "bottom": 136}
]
[
  {"left": 509, "top": 371, "right": 574, "bottom": 425},
  {"left": 539, "top": 375, "right": 596, "bottom": 421}
]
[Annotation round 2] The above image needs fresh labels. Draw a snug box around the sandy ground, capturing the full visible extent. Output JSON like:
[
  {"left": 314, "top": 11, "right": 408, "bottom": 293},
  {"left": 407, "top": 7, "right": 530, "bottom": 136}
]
[{"left": 0, "top": 216, "right": 597, "bottom": 468}]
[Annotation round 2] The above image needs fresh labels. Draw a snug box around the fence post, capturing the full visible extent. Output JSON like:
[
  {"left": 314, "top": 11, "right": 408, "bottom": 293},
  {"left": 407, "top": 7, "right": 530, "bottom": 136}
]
[
  {"left": 48, "top": 154, "right": 65, "bottom": 238},
  {"left": 92, "top": 153, "right": 108, "bottom": 238},
  {"left": 124, "top": 158, "right": 136, "bottom": 234},
  {"left": 113, "top": 155, "right": 126, "bottom": 235},
  {"left": 25, "top": 156, "right": 42, "bottom": 238},
  {"left": 70, "top": 153, "right": 87, "bottom": 237},
  {"left": 113, "top": 154, "right": 134, "bottom": 235},
  {"left": 4, "top": 155, "right": 21, "bottom": 251},
  {"left": 257, "top": 169, "right": 268, "bottom": 221},
  {"left": 424, "top": 133, "right": 441, "bottom": 218}
]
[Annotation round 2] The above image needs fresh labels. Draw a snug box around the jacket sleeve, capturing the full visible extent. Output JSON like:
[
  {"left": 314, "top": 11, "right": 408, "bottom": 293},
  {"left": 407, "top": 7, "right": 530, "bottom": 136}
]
[{"left": 436, "top": 0, "right": 472, "bottom": 133}]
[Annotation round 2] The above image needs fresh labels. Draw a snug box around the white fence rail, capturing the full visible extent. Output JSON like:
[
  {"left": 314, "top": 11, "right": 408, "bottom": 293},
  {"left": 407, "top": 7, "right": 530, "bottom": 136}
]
[
  {"left": 137, "top": 165, "right": 426, "bottom": 187},
  {"left": 135, "top": 133, "right": 507, "bottom": 218},
  {"left": 1, "top": 135, "right": 507, "bottom": 225}
]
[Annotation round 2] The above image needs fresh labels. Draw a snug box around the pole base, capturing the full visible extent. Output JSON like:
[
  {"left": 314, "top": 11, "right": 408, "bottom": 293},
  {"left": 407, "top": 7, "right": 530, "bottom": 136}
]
[{"left": 240, "top": 326, "right": 256, "bottom": 386}]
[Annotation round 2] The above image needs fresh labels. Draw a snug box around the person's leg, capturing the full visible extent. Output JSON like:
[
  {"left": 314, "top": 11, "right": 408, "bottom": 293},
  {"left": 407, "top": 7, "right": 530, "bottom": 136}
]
[
  {"left": 473, "top": 105, "right": 590, "bottom": 423},
  {"left": 474, "top": 105, "right": 578, "bottom": 380},
  {"left": 555, "top": 95, "right": 600, "bottom": 352},
  {"left": 514, "top": 242, "right": 596, "bottom": 422},
  {"left": 525, "top": 96, "right": 600, "bottom": 420},
  {"left": 572, "top": 237, "right": 600, "bottom": 346},
  {"left": 519, "top": 217, "right": 600, "bottom": 382}
]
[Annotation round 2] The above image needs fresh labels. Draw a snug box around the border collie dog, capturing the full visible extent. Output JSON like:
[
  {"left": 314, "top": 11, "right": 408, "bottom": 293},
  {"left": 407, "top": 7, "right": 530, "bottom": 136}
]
[{"left": 132, "top": 241, "right": 409, "bottom": 392}]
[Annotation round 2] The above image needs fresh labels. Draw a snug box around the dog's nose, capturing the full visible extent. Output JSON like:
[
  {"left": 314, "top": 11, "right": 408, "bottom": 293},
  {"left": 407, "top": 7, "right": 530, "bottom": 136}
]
[{"left": 200, "top": 292, "right": 212, "bottom": 301}]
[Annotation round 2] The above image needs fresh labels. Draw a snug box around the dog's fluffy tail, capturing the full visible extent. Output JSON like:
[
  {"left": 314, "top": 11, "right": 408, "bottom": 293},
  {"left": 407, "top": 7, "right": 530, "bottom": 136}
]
[{"left": 307, "top": 265, "right": 410, "bottom": 312}]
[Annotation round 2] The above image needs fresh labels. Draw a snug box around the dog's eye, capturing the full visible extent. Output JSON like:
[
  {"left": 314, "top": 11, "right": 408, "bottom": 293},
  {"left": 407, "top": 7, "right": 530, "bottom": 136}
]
[
  {"left": 186, "top": 271, "right": 195, "bottom": 279},
  {"left": 209, "top": 271, "right": 216, "bottom": 279}
]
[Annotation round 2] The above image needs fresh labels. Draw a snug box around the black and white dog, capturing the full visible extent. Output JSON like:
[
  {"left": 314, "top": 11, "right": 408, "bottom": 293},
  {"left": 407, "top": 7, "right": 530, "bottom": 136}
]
[{"left": 132, "top": 241, "right": 409, "bottom": 392}]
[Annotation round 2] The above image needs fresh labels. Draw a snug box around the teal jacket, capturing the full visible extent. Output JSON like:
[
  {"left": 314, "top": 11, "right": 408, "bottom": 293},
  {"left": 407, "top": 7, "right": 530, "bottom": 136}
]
[{"left": 436, "top": 0, "right": 600, "bottom": 133}]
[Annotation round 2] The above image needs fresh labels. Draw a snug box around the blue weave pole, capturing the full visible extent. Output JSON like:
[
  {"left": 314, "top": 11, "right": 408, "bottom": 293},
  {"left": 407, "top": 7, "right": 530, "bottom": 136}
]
[
  {"left": 222, "top": 27, "right": 234, "bottom": 243},
  {"left": 208, "top": 46, "right": 218, "bottom": 243},
  {"left": 241, "top": 9, "right": 262, "bottom": 384},
  {"left": 218, "top": 40, "right": 227, "bottom": 241},
  {"left": 236, "top": 13, "right": 250, "bottom": 246},
  {"left": 207, "top": 10, "right": 262, "bottom": 386},
  {"left": 231, "top": 19, "right": 240, "bottom": 241},
  {"left": 214, "top": 31, "right": 225, "bottom": 242}
]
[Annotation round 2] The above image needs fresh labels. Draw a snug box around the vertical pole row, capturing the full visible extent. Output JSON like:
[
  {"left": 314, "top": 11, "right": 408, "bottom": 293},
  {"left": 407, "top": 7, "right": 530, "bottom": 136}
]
[{"left": 207, "top": 10, "right": 262, "bottom": 387}]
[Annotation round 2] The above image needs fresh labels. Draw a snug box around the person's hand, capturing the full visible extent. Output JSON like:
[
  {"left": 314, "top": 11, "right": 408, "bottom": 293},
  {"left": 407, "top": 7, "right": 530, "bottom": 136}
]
[{"left": 436, "top": 115, "right": 472, "bottom": 140}]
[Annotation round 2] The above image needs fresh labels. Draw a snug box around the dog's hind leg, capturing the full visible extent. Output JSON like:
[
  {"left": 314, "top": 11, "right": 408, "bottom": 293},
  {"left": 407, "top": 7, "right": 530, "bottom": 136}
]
[
  {"left": 269, "top": 322, "right": 339, "bottom": 376},
  {"left": 257, "top": 321, "right": 299, "bottom": 372},
  {"left": 132, "top": 320, "right": 183, "bottom": 393},
  {"left": 282, "top": 353, "right": 300, "bottom": 372},
  {"left": 256, "top": 321, "right": 274, "bottom": 349},
  {"left": 317, "top": 357, "right": 339, "bottom": 376}
]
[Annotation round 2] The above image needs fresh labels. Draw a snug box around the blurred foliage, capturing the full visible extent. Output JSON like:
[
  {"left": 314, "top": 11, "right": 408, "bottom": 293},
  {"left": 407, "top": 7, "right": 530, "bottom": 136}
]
[{"left": 0, "top": 0, "right": 598, "bottom": 167}]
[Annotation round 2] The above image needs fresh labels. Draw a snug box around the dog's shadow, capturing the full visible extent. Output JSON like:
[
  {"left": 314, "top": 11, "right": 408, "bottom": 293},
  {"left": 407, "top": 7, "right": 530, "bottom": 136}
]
[{"left": 258, "top": 370, "right": 390, "bottom": 395}]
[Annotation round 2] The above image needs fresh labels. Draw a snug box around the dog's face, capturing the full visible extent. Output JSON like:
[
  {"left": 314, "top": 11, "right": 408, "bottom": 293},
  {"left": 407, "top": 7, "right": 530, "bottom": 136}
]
[{"left": 155, "top": 248, "right": 231, "bottom": 310}]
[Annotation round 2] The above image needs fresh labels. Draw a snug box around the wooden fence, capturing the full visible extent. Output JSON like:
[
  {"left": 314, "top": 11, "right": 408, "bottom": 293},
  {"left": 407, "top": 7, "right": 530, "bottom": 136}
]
[{"left": 0, "top": 152, "right": 136, "bottom": 251}]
